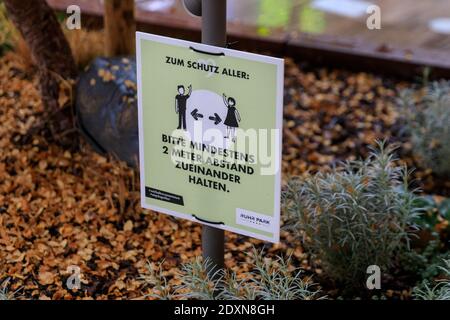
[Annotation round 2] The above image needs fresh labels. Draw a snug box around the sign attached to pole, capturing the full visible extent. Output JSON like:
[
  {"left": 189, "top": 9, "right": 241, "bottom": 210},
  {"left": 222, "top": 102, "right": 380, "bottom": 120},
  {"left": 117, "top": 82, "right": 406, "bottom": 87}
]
[{"left": 136, "top": 32, "right": 284, "bottom": 243}]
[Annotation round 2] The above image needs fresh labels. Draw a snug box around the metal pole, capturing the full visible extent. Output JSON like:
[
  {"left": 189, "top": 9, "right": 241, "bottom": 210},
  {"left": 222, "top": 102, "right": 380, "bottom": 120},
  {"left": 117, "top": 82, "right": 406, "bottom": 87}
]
[
  {"left": 202, "top": 0, "right": 227, "bottom": 46},
  {"left": 201, "top": 0, "right": 226, "bottom": 276}
]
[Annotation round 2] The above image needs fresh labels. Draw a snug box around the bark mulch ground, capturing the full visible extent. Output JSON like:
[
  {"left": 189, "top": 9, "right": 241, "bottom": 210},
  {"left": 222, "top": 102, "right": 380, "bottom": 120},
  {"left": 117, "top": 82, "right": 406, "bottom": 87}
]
[{"left": 0, "top": 52, "right": 447, "bottom": 299}]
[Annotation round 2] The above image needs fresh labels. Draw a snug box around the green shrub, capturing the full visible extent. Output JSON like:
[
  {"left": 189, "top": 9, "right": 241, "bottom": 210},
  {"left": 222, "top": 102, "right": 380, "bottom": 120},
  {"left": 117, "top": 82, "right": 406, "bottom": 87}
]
[
  {"left": 413, "top": 259, "right": 450, "bottom": 300},
  {"left": 139, "top": 248, "right": 324, "bottom": 300},
  {"left": 282, "top": 142, "right": 422, "bottom": 290},
  {"left": 412, "top": 196, "right": 450, "bottom": 234},
  {"left": 399, "top": 81, "right": 450, "bottom": 176},
  {"left": 398, "top": 239, "right": 447, "bottom": 281},
  {"left": 0, "top": 2, "right": 15, "bottom": 56}
]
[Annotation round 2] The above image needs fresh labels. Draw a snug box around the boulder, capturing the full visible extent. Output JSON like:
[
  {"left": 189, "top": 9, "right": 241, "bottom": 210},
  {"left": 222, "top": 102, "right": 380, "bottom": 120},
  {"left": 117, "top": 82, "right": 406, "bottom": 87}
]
[{"left": 76, "top": 57, "right": 139, "bottom": 166}]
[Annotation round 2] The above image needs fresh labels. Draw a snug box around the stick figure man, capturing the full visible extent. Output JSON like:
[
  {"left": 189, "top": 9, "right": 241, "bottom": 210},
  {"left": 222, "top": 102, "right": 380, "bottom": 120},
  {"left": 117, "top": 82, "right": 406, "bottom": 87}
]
[{"left": 175, "top": 84, "right": 192, "bottom": 130}]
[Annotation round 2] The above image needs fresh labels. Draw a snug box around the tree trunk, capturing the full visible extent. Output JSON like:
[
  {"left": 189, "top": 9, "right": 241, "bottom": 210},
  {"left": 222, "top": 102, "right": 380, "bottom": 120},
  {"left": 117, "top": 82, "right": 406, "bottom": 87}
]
[
  {"left": 4, "top": 0, "right": 78, "bottom": 143},
  {"left": 104, "top": 0, "right": 136, "bottom": 57}
]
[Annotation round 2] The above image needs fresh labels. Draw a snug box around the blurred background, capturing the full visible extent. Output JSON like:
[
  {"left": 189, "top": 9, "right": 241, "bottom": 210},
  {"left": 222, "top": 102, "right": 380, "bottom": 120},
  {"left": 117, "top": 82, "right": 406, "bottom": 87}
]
[{"left": 48, "top": 0, "right": 450, "bottom": 51}]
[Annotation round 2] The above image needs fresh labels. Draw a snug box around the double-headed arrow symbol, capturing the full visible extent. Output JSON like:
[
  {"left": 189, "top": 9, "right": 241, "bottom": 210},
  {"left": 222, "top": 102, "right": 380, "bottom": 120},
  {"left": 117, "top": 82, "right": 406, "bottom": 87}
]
[
  {"left": 209, "top": 113, "right": 222, "bottom": 125},
  {"left": 190, "top": 108, "right": 204, "bottom": 121}
]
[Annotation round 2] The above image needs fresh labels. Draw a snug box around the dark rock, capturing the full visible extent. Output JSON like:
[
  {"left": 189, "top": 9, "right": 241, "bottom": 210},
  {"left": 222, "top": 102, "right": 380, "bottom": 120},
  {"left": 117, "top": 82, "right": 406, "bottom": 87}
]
[{"left": 76, "top": 56, "right": 139, "bottom": 166}]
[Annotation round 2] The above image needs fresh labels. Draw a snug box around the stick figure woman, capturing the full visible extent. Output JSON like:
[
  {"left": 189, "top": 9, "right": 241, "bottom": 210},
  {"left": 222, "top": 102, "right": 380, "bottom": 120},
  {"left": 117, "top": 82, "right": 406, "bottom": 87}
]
[{"left": 223, "top": 93, "right": 241, "bottom": 142}]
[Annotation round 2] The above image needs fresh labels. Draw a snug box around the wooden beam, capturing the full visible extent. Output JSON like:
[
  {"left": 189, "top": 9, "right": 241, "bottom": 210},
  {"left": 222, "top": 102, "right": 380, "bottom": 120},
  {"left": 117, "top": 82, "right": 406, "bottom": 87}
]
[{"left": 104, "top": 0, "right": 136, "bottom": 57}]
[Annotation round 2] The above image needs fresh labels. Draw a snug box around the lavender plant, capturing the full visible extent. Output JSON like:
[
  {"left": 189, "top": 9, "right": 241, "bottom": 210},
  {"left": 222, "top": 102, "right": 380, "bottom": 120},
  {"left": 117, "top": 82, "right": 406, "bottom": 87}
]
[
  {"left": 138, "top": 260, "right": 174, "bottom": 300},
  {"left": 221, "top": 249, "right": 323, "bottom": 300},
  {"left": 282, "top": 141, "right": 422, "bottom": 290},
  {"left": 140, "top": 248, "right": 324, "bottom": 300},
  {"left": 399, "top": 81, "right": 450, "bottom": 176}
]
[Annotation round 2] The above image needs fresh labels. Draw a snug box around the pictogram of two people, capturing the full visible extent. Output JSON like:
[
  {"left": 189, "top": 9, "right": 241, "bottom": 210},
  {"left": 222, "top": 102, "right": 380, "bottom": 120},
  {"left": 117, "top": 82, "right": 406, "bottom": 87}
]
[{"left": 175, "top": 85, "right": 241, "bottom": 142}]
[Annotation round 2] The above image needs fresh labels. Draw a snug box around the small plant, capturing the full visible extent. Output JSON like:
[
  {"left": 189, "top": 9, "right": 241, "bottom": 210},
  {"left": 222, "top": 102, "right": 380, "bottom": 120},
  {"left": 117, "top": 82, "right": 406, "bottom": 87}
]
[
  {"left": 283, "top": 141, "right": 422, "bottom": 291},
  {"left": 140, "top": 248, "right": 324, "bottom": 300},
  {"left": 413, "top": 259, "right": 450, "bottom": 300},
  {"left": 225, "top": 249, "right": 323, "bottom": 300},
  {"left": 399, "top": 81, "right": 450, "bottom": 177},
  {"left": 174, "top": 257, "right": 221, "bottom": 300},
  {"left": 138, "top": 260, "right": 174, "bottom": 300},
  {"left": 0, "top": 278, "right": 19, "bottom": 300}
]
